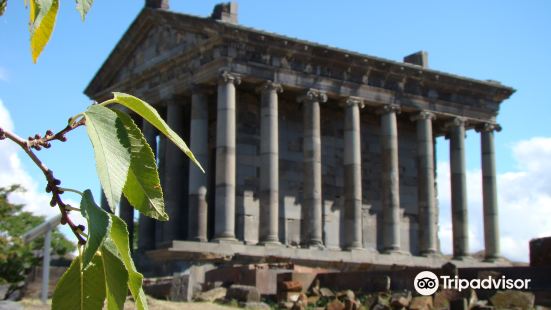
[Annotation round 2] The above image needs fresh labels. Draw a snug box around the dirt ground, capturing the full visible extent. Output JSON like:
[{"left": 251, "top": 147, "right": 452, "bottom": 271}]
[{"left": 20, "top": 297, "right": 240, "bottom": 309}]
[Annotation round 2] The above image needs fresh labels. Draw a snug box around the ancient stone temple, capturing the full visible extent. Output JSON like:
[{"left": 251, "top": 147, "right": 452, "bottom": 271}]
[{"left": 85, "top": 1, "right": 514, "bottom": 272}]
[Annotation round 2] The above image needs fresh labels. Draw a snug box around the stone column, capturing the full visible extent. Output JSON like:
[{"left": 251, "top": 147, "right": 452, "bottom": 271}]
[
  {"left": 119, "top": 197, "right": 134, "bottom": 253},
  {"left": 138, "top": 122, "right": 157, "bottom": 251},
  {"left": 447, "top": 117, "right": 469, "bottom": 259},
  {"left": 477, "top": 123, "right": 501, "bottom": 261},
  {"left": 379, "top": 104, "right": 402, "bottom": 253},
  {"left": 412, "top": 111, "right": 438, "bottom": 255},
  {"left": 342, "top": 97, "right": 365, "bottom": 250},
  {"left": 214, "top": 71, "right": 240, "bottom": 242},
  {"left": 259, "top": 81, "right": 283, "bottom": 245},
  {"left": 163, "top": 100, "right": 186, "bottom": 243},
  {"left": 298, "top": 89, "right": 327, "bottom": 248},
  {"left": 188, "top": 86, "right": 210, "bottom": 242}
]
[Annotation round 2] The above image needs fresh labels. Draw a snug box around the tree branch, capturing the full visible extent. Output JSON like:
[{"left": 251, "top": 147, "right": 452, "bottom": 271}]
[
  {"left": 26, "top": 117, "right": 86, "bottom": 151},
  {"left": 0, "top": 126, "right": 86, "bottom": 245}
]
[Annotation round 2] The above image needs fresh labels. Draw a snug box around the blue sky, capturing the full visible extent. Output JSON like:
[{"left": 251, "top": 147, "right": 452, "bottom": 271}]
[{"left": 0, "top": 1, "right": 550, "bottom": 262}]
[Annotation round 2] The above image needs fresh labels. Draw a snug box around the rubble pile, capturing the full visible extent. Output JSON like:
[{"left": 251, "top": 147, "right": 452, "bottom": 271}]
[{"left": 275, "top": 281, "right": 537, "bottom": 310}]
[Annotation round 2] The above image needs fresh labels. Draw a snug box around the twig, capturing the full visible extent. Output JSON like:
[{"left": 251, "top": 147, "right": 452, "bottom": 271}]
[
  {"left": 26, "top": 117, "right": 86, "bottom": 151},
  {"left": 0, "top": 126, "right": 87, "bottom": 245}
]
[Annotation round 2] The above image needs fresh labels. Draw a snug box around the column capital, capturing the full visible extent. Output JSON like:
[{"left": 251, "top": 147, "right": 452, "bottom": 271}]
[
  {"left": 297, "top": 88, "right": 328, "bottom": 104},
  {"left": 445, "top": 117, "right": 466, "bottom": 129},
  {"left": 376, "top": 103, "right": 401, "bottom": 115},
  {"left": 219, "top": 70, "right": 241, "bottom": 85},
  {"left": 475, "top": 122, "right": 502, "bottom": 133},
  {"left": 410, "top": 110, "right": 436, "bottom": 122},
  {"left": 339, "top": 96, "right": 365, "bottom": 109},
  {"left": 256, "top": 80, "right": 283, "bottom": 94}
]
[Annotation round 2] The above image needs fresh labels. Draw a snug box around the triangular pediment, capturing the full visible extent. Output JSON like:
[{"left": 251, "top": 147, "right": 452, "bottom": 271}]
[
  {"left": 112, "top": 24, "right": 207, "bottom": 85},
  {"left": 85, "top": 9, "right": 210, "bottom": 98}
]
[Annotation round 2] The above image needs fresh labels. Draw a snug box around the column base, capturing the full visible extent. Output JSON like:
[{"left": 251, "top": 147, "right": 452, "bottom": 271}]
[
  {"left": 420, "top": 250, "right": 443, "bottom": 258},
  {"left": 212, "top": 237, "right": 241, "bottom": 244},
  {"left": 344, "top": 242, "right": 363, "bottom": 251},
  {"left": 259, "top": 240, "right": 282, "bottom": 247},
  {"left": 382, "top": 248, "right": 411, "bottom": 256},
  {"left": 483, "top": 255, "right": 504, "bottom": 263},
  {"left": 189, "top": 237, "right": 208, "bottom": 243},
  {"left": 305, "top": 240, "right": 325, "bottom": 250},
  {"left": 452, "top": 255, "right": 472, "bottom": 261},
  {"left": 346, "top": 247, "right": 379, "bottom": 255}
]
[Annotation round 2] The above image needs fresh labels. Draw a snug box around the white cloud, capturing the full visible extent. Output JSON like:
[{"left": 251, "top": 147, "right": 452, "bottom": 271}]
[
  {"left": 0, "top": 99, "right": 84, "bottom": 239},
  {"left": 437, "top": 137, "right": 551, "bottom": 262}
]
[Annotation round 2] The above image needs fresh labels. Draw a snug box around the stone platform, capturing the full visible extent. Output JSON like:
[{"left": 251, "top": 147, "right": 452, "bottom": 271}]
[{"left": 147, "top": 241, "right": 510, "bottom": 270}]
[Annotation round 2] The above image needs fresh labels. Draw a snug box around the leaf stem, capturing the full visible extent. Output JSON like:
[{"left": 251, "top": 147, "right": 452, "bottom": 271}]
[
  {"left": 58, "top": 187, "right": 83, "bottom": 196},
  {"left": 98, "top": 99, "right": 117, "bottom": 107}
]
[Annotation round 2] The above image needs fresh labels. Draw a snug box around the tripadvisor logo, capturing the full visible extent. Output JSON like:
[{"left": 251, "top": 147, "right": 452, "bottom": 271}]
[
  {"left": 414, "top": 271, "right": 439, "bottom": 296},
  {"left": 414, "top": 270, "right": 532, "bottom": 296}
]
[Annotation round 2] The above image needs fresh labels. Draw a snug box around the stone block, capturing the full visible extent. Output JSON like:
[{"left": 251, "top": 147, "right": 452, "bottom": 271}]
[
  {"left": 291, "top": 272, "right": 317, "bottom": 293},
  {"left": 196, "top": 287, "right": 227, "bottom": 302},
  {"left": 433, "top": 288, "right": 477, "bottom": 310},
  {"left": 279, "top": 291, "right": 301, "bottom": 303},
  {"left": 530, "top": 236, "right": 551, "bottom": 266},
  {"left": 227, "top": 284, "right": 261, "bottom": 303},
  {"left": 170, "top": 273, "right": 192, "bottom": 301},
  {"left": 293, "top": 293, "right": 308, "bottom": 309},
  {"left": 490, "top": 290, "right": 535, "bottom": 310},
  {"left": 319, "top": 287, "right": 335, "bottom": 298},
  {"left": 279, "top": 280, "right": 302, "bottom": 292},
  {"left": 390, "top": 290, "right": 411, "bottom": 308},
  {"left": 344, "top": 299, "right": 361, "bottom": 310},
  {"left": 143, "top": 276, "right": 173, "bottom": 299},
  {"left": 243, "top": 302, "right": 271, "bottom": 309},
  {"left": 409, "top": 296, "right": 433, "bottom": 310},
  {"left": 326, "top": 299, "right": 345, "bottom": 310}
]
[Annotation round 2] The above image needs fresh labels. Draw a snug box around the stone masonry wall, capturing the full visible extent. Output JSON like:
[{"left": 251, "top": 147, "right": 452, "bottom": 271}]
[{"left": 233, "top": 89, "right": 421, "bottom": 254}]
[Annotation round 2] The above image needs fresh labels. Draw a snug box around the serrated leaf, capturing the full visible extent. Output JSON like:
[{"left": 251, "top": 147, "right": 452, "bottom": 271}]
[
  {"left": 115, "top": 110, "right": 168, "bottom": 221},
  {"left": 101, "top": 239, "right": 129, "bottom": 310},
  {"left": 30, "top": 0, "right": 59, "bottom": 63},
  {"left": 110, "top": 92, "right": 205, "bottom": 173},
  {"left": 109, "top": 214, "right": 148, "bottom": 310},
  {"left": 80, "top": 190, "right": 111, "bottom": 269},
  {"left": 52, "top": 254, "right": 106, "bottom": 310},
  {"left": 84, "top": 105, "right": 132, "bottom": 212},
  {"left": 75, "top": 0, "right": 93, "bottom": 20}
]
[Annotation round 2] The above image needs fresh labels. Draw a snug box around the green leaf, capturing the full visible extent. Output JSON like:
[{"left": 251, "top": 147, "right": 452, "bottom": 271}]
[
  {"left": 80, "top": 190, "right": 111, "bottom": 269},
  {"left": 75, "top": 0, "right": 93, "bottom": 20},
  {"left": 109, "top": 92, "right": 205, "bottom": 173},
  {"left": 101, "top": 240, "right": 129, "bottom": 310},
  {"left": 84, "top": 105, "right": 132, "bottom": 212},
  {"left": 52, "top": 254, "right": 106, "bottom": 310},
  {"left": 109, "top": 214, "right": 149, "bottom": 310},
  {"left": 29, "top": 0, "right": 59, "bottom": 63},
  {"left": 114, "top": 110, "right": 168, "bottom": 221},
  {"left": 0, "top": 0, "right": 7, "bottom": 16}
]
